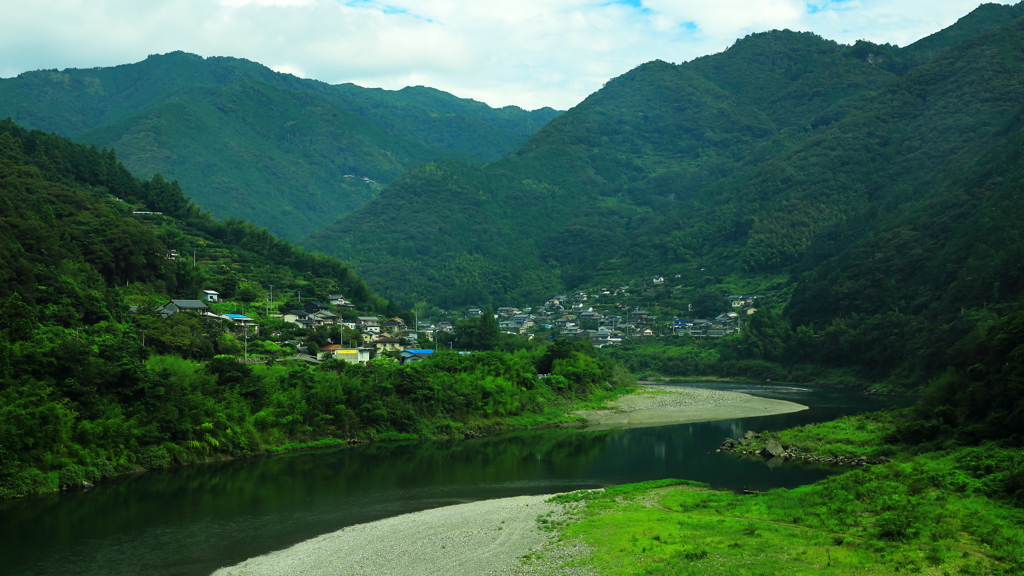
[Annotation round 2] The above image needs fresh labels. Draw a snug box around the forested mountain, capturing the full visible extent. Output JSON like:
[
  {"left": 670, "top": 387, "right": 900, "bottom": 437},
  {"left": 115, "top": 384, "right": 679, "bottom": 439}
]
[
  {"left": 0, "top": 52, "right": 560, "bottom": 239},
  {"left": 303, "top": 3, "right": 1024, "bottom": 315}
]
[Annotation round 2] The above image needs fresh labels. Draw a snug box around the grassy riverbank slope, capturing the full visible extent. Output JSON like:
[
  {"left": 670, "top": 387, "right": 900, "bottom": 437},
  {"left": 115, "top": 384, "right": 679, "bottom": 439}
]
[{"left": 544, "top": 469, "right": 1023, "bottom": 575}]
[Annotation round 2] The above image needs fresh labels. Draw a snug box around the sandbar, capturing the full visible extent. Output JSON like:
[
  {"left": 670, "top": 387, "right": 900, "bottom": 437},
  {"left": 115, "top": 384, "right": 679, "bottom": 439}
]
[{"left": 571, "top": 384, "right": 808, "bottom": 430}]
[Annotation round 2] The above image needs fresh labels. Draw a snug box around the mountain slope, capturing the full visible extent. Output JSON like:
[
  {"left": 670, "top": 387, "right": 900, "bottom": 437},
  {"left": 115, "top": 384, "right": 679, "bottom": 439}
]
[
  {"left": 0, "top": 117, "right": 391, "bottom": 314},
  {"left": 304, "top": 5, "right": 1024, "bottom": 308},
  {"left": 0, "top": 52, "right": 560, "bottom": 239},
  {"left": 77, "top": 80, "right": 438, "bottom": 238},
  {"left": 786, "top": 103, "right": 1024, "bottom": 324}
]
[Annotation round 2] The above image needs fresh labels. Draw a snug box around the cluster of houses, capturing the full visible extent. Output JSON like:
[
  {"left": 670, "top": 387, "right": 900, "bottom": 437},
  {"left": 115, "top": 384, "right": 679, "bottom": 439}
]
[
  {"left": 727, "top": 295, "right": 760, "bottom": 315},
  {"left": 149, "top": 291, "right": 420, "bottom": 365},
  {"left": 148, "top": 281, "right": 765, "bottom": 366},
  {"left": 277, "top": 300, "right": 416, "bottom": 362},
  {"left": 470, "top": 289, "right": 762, "bottom": 345}
]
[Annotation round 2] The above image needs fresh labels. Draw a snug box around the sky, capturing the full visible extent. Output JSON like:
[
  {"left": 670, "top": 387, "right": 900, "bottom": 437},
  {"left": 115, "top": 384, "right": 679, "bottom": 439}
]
[{"left": 0, "top": 0, "right": 1013, "bottom": 110}]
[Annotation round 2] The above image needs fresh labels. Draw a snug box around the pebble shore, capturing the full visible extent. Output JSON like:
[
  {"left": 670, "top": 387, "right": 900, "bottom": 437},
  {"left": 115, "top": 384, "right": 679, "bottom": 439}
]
[{"left": 211, "top": 495, "right": 574, "bottom": 576}]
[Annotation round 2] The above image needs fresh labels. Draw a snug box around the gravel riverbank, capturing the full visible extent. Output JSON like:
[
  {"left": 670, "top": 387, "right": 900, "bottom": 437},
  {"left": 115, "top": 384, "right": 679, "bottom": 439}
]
[
  {"left": 571, "top": 384, "right": 808, "bottom": 429},
  {"left": 210, "top": 494, "right": 578, "bottom": 576}
]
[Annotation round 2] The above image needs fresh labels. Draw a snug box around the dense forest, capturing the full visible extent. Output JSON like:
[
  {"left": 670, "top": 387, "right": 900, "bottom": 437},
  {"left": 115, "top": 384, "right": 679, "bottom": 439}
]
[
  {"left": 0, "top": 120, "right": 632, "bottom": 499},
  {"left": 0, "top": 52, "right": 560, "bottom": 239}
]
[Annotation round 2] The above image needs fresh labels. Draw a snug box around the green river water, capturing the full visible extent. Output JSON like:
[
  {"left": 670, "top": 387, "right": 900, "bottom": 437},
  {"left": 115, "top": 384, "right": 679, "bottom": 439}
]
[{"left": 0, "top": 383, "right": 909, "bottom": 576}]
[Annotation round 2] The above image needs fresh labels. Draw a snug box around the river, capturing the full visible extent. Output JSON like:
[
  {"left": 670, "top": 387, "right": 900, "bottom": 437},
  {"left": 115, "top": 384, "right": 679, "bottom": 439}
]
[{"left": 0, "top": 383, "right": 909, "bottom": 576}]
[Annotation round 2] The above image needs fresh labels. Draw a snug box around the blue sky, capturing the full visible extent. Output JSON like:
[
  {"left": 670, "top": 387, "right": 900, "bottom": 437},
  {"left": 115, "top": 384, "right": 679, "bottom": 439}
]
[{"left": 1, "top": 0, "right": 1013, "bottom": 110}]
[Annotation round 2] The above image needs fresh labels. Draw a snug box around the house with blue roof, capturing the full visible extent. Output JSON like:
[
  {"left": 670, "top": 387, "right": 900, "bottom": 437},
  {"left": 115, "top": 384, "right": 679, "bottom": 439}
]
[{"left": 400, "top": 349, "right": 434, "bottom": 364}]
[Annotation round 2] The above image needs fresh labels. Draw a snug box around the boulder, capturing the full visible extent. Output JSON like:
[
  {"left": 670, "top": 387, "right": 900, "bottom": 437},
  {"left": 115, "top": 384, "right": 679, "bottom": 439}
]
[{"left": 765, "top": 440, "right": 787, "bottom": 458}]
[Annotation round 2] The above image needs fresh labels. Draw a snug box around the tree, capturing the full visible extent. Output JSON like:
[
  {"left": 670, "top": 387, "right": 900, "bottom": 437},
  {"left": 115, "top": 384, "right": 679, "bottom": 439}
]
[
  {"left": 477, "top": 309, "right": 500, "bottom": 351},
  {"left": 454, "top": 309, "right": 500, "bottom": 351},
  {"left": 235, "top": 281, "right": 264, "bottom": 304},
  {"left": 0, "top": 293, "right": 37, "bottom": 341},
  {"left": 142, "top": 174, "right": 190, "bottom": 216},
  {"left": 741, "top": 306, "right": 790, "bottom": 361},
  {"left": 690, "top": 289, "right": 727, "bottom": 318},
  {"left": 537, "top": 339, "right": 594, "bottom": 374}
]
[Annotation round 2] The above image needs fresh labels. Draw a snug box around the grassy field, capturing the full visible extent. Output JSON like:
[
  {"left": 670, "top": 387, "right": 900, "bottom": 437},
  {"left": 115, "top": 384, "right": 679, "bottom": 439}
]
[{"left": 534, "top": 434, "right": 1024, "bottom": 575}]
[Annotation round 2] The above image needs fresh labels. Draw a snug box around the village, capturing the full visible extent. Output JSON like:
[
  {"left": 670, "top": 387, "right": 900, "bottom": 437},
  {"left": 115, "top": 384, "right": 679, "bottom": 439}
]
[{"left": 148, "top": 275, "right": 764, "bottom": 366}]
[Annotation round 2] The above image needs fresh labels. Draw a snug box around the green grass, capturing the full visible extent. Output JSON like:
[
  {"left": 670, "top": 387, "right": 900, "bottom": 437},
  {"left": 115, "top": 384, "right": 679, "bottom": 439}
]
[
  {"left": 737, "top": 410, "right": 906, "bottom": 461},
  {"left": 544, "top": 461, "right": 1024, "bottom": 575}
]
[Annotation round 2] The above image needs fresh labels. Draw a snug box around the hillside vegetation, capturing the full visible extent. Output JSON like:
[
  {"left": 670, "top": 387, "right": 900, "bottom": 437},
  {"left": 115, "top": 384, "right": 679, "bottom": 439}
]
[{"left": 0, "top": 119, "right": 631, "bottom": 499}]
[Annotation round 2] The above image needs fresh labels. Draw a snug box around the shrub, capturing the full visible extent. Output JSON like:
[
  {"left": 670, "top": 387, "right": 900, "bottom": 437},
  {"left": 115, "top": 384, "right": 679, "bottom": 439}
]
[
  {"left": 137, "top": 445, "right": 171, "bottom": 469},
  {"left": 0, "top": 466, "right": 51, "bottom": 499}
]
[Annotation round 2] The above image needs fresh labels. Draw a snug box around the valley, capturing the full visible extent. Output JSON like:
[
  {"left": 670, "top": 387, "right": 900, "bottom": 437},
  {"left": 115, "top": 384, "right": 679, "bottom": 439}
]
[{"left": 3, "top": 2, "right": 1024, "bottom": 575}]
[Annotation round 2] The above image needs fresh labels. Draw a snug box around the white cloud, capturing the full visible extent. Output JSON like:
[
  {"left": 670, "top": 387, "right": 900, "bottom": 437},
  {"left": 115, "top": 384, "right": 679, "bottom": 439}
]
[{"left": 0, "top": 0, "right": 1014, "bottom": 110}]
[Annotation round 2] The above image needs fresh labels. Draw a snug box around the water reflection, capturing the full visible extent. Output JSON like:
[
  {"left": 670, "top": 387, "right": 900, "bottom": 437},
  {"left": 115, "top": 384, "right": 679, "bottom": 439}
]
[{"left": 0, "top": 383, "right": 910, "bottom": 576}]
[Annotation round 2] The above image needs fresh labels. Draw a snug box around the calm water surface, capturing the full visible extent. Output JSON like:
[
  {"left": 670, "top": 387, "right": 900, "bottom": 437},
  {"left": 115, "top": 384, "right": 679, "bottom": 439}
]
[{"left": 0, "top": 383, "right": 910, "bottom": 576}]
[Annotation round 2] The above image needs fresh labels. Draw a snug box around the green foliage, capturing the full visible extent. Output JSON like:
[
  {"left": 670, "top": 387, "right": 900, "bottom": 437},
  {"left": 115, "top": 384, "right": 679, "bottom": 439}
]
[
  {"left": 1, "top": 329, "right": 634, "bottom": 499},
  {"left": 745, "top": 411, "right": 905, "bottom": 461},
  {"left": 891, "top": 303, "right": 1024, "bottom": 447},
  {"left": 453, "top": 310, "right": 501, "bottom": 351},
  {"left": 234, "top": 280, "right": 264, "bottom": 304},
  {"left": 688, "top": 289, "right": 728, "bottom": 319},
  {"left": 736, "top": 306, "right": 789, "bottom": 362}
]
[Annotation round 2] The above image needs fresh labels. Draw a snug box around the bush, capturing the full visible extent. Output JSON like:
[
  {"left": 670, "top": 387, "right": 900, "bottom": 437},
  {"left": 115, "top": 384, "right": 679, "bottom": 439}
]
[
  {"left": 0, "top": 467, "right": 52, "bottom": 499},
  {"left": 137, "top": 445, "right": 171, "bottom": 469},
  {"left": 58, "top": 464, "right": 87, "bottom": 489}
]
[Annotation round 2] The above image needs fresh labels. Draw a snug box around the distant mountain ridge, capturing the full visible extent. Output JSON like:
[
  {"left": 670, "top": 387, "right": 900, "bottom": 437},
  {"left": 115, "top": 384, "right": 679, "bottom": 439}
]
[
  {"left": 301, "top": 2, "right": 1024, "bottom": 315},
  {"left": 0, "top": 52, "right": 560, "bottom": 239}
]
